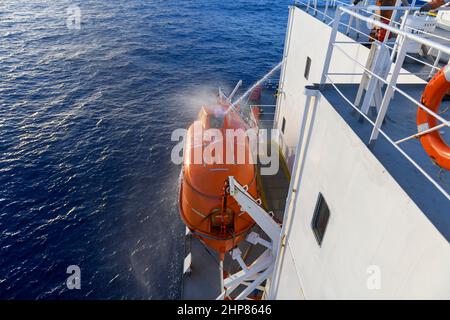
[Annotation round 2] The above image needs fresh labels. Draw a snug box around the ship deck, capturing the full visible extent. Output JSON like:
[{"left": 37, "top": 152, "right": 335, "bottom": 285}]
[{"left": 319, "top": 83, "right": 450, "bottom": 242}]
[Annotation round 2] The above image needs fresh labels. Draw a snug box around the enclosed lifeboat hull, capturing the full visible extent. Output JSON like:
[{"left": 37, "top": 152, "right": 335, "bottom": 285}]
[{"left": 179, "top": 104, "right": 258, "bottom": 259}]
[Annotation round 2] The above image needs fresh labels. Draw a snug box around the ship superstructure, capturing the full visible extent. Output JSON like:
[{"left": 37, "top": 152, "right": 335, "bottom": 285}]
[{"left": 181, "top": 0, "right": 450, "bottom": 299}]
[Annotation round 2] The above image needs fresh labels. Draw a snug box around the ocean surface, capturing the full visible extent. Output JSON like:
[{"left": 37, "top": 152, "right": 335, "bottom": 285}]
[{"left": 0, "top": 0, "right": 289, "bottom": 299}]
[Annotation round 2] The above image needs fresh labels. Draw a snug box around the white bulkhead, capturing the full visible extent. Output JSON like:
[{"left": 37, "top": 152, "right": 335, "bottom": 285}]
[{"left": 269, "top": 6, "right": 450, "bottom": 299}]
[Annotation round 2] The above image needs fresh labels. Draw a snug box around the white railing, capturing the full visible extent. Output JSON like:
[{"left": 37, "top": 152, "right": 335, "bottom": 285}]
[
  {"left": 249, "top": 104, "right": 277, "bottom": 125},
  {"left": 310, "top": 3, "right": 450, "bottom": 200},
  {"left": 296, "top": 0, "right": 450, "bottom": 78}
]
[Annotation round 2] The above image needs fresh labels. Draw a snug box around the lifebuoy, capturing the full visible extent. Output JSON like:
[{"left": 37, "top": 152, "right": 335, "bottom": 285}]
[{"left": 417, "top": 64, "right": 450, "bottom": 170}]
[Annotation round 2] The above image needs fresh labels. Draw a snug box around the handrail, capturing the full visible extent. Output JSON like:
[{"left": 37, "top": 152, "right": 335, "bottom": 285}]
[
  {"left": 332, "top": 5, "right": 450, "bottom": 125},
  {"left": 297, "top": 0, "right": 450, "bottom": 42},
  {"left": 334, "top": 22, "right": 443, "bottom": 71},
  {"left": 340, "top": 6, "right": 450, "bottom": 55},
  {"left": 331, "top": 43, "right": 449, "bottom": 125},
  {"left": 312, "top": 3, "right": 450, "bottom": 200},
  {"left": 364, "top": 9, "right": 450, "bottom": 44},
  {"left": 325, "top": 75, "right": 450, "bottom": 200},
  {"left": 317, "top": 3, "right": 449, "bottom": 126}
]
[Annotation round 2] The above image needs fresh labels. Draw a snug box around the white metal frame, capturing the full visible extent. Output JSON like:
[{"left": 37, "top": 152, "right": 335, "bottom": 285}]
[
  {"left": 269, "top": 86, "right": 320, "bottom": 299},
  {"left": 216, "top": 176, "right": 282, "bottom": 300}
]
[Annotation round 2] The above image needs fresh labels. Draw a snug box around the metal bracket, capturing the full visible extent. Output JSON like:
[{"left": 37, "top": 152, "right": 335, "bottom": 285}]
[{"left": 216, "top": 176, "right": 282, "bottom": 300}]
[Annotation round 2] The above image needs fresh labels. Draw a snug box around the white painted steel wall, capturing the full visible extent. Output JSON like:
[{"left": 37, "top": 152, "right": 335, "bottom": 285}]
[
  {"left": 275, "top": 7, "right": 424, "bottom": 172},
  {"left": 272, "top": 93, "right": 450, "bottom": 299}
]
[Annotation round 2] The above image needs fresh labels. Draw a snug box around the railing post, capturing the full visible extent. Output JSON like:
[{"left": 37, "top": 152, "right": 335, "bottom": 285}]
[
  {"left": 382, "top": 0, "right": 402, "bottom": 43},
  {"left": 391, "top": 5, "right": 411, "bottom": 61},
  {"left": 369, "top": 35, "right": 409, "bottom": 146},
  {"left": 429, "top": 50, "right": 442, "bottom": 79},
  {"left": 320, "top": 7, "right": 342, "bottom": 86},
  {"left": 358, "top": 42, "right": 384, "bottom": 116},
  {"left": 269, "top": 85, "right": 320, "bottom": 299},
  {"left": 324, "top": 0, "right": 329, "bottom": 21}
]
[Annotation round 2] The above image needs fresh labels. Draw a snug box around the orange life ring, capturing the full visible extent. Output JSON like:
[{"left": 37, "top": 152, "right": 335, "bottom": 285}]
[{"left": 417, "top": 65, "right": 450, "bottom": 170}]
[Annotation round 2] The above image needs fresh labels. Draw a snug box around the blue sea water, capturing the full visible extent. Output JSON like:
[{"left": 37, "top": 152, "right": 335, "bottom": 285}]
[{"left": 0, "top": 0, "right": 289, "bottom": 299}]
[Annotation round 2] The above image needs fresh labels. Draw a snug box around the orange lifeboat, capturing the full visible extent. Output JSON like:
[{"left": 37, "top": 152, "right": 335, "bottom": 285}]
[
  {"left": 417, "top": 64, "right": 450, "bottom": 170},
  {"left": 179, "top": 102, "right": 258, "bottom": 259}
]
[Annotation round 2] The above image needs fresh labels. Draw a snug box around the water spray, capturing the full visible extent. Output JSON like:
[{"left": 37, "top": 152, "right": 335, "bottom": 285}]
[{"left": 225, "top": 59, "right": 285, "bottom": 115}]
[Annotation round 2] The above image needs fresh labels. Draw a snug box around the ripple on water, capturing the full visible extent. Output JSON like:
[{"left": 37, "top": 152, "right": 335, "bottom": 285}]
[{"left": 0, "top": 0, "right": 289, "bottom": 299}]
